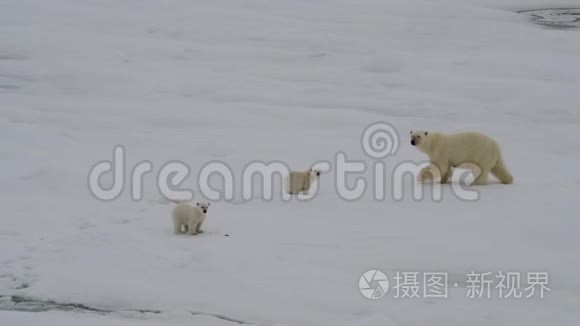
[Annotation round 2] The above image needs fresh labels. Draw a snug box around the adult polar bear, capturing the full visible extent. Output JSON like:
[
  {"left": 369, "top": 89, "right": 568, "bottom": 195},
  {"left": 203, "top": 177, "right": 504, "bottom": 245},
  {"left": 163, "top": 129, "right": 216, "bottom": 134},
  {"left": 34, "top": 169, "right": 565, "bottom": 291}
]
[{"left": 410, "top": 131, "right": 513, "bottom": 185}]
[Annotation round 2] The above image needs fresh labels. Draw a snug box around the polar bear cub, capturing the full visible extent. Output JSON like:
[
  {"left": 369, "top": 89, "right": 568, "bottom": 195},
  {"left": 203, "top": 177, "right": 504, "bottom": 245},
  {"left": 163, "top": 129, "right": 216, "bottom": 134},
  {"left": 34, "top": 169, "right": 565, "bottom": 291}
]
[
  {"left": 410, "top": 130, "right": 513, "bottom": 185},
  {"left": 285, "top": 168, "right": 321, "bottom": 195},
  {"left": 172, "top": 202, "right": 210, "bottom": 235}
]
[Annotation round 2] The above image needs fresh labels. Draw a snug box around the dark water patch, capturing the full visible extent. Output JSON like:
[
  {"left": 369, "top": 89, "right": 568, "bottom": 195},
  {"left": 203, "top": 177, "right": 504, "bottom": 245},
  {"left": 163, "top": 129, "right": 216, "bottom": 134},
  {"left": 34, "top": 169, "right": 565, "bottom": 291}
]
[
  {"left": 191, "top": 311, "right": 252, "bottom": 324},
  {"left": 519, "top": 9, "right": 580, "bottom": 29},
  {"left": 0, "top": 295, "right": 259, "bottom": 325},
  {"left": 2, "top": 296, "right": 160, "bottom": 314}
]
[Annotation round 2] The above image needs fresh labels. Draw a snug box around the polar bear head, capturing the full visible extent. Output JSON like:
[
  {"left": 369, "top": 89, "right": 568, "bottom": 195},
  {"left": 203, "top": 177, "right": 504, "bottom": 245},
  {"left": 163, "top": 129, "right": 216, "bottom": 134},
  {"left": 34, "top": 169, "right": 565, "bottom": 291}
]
[
  {"left": 410, "top": 130, "right": 431, "bottom": 151},
  {"left": 196, "top": 202, "right": 210, "bottom": 214},
  {"left": 309, "top": 168, "right": 321, "bottom": 180}
]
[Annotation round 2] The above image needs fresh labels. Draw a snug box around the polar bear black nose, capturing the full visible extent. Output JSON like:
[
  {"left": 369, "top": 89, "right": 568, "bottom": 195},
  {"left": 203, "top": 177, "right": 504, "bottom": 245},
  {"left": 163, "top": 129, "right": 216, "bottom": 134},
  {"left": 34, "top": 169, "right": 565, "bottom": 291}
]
[
  {"left": 203, "top": 209, "right": 207, "bottom": 213},
  {"left": 411, "top": 139, "right": 416, "bottom": 146}
]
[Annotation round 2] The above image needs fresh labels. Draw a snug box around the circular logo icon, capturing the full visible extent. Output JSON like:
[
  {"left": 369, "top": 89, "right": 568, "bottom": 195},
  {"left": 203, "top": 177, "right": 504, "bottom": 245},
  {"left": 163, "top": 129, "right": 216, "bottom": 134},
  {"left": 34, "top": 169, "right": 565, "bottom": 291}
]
[
  {"left": 359, "top": 269, "right": 389, "bottom": 299},
  {"left": 361, "top": 122, "right": 400, "bottom": 159}
]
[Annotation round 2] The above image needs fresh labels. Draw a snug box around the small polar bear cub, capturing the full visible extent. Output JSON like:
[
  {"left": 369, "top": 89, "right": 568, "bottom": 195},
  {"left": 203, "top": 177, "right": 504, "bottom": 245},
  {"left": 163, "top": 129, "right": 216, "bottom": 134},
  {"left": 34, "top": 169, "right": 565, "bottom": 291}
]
[
  {"left": 410, "top": 130, "right": 513, "bottom": 185},
  {"left": 285, "top": 168, "right": 321, "bottom": 195},
  {"left": 172, "top": 202, "right": 210, "bottom": 235}
]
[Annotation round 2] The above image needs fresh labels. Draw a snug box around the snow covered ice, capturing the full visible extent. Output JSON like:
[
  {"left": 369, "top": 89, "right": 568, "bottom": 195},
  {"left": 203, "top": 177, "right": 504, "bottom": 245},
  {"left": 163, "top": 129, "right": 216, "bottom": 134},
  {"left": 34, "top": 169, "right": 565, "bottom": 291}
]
[{"left": 1, "top": 0, "right": 579, "bottom": 325}]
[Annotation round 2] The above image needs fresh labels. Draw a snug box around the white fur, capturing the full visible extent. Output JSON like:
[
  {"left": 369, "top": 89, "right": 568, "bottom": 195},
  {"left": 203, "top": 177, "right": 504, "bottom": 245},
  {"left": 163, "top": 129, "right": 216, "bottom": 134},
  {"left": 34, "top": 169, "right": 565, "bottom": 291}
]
[
  {"left": 285, "top": 169, "right": 321, "bottom": 195},
  {"left": 172, "top": 202, "right": 210, "bottom": 235},
  {"left": 411, "top": 130, "right": 513, "bottom": 185}
]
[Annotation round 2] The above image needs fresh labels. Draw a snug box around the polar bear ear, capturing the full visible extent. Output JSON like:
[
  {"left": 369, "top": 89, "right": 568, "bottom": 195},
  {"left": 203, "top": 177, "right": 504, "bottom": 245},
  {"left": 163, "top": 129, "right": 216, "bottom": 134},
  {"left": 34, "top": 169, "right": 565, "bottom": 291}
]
[
  {"left": 196, "top": 202, "right": 200, "bottom": 207},
  {"left": 207, "top": 203, "right": 210, "bottom": 207},
  {"left": 410, "top": 130, "right": 413, "bottom": 134}
]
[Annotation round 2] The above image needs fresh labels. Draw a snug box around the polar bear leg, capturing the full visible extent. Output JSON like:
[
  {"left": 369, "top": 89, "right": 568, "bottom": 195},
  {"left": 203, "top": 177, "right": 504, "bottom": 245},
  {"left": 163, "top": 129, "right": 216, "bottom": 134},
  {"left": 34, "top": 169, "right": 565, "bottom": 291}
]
[
  {"left": 188, "top": 220, "right": 198, "bottom": 235},
  {"left": 286, "top": 173, "right": 302, "bottom": 195},
  {"left": 473, "top": 170, "right": 489, "bottom": 185},
  {"left": 441, "top": 166, "right": 453, "bottom": 184},
  {"left": 173, "top": 216, "right": 183, "bottom": 234},
  {"left": 284, "top": 175, "right": 292, "bottom": 194},
  {"left": 491, "top": 156, "right": 513, "bottom": 184},
  {"left": 195, "top": 216, "right": 205, "bottom": 233},
  {"left": 431, "top": 162, "right": 449, "bottom": 184},
  {"left": 418, "top": 165, "right": 437, "bottom": 183},
  {"left": 418, "top": 167, "right": 431, "bottom": 183}
]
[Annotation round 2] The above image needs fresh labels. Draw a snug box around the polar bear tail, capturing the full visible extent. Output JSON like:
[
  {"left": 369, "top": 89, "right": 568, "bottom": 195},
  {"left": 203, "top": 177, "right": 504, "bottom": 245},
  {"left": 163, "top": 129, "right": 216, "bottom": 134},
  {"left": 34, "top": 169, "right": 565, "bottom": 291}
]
[{"left": 491, "top": 155, "right": 513, "bottom": 184}]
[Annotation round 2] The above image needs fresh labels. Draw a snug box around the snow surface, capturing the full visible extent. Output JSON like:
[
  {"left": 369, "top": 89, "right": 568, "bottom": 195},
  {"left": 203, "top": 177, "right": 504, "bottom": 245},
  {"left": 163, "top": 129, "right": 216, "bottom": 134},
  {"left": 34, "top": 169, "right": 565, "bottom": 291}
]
[{"left": 1, "top": 0, "right": 579, "bottom": 325}]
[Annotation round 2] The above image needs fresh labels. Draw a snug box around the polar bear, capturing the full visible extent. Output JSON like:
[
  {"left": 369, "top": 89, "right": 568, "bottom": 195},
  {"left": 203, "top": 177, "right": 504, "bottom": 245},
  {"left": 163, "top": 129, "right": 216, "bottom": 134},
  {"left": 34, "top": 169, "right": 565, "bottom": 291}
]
[
  {"left": 172, "top": 202, "right": 210, "bottom": 235},
  {"left": 285, "top": 169, "right": 321, "bottom": 195},
  {"left": 410, "top": 130, "right": 513, "bottom": 185}
]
